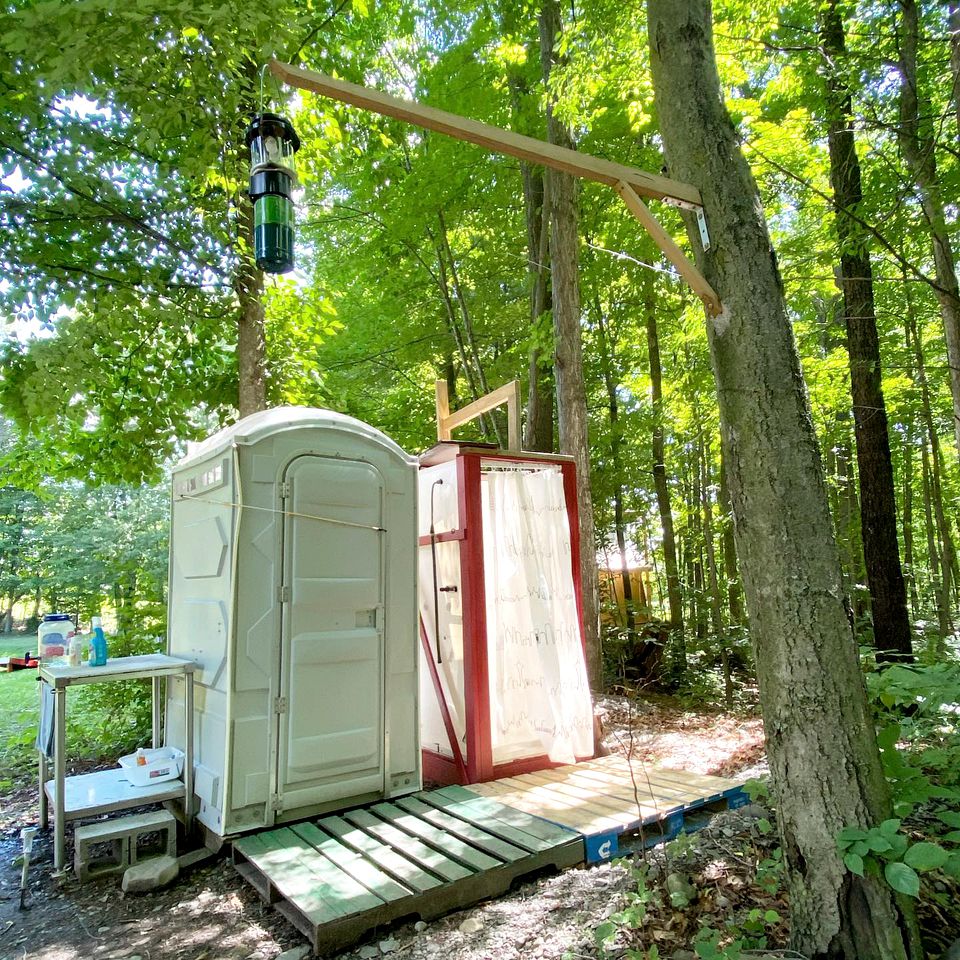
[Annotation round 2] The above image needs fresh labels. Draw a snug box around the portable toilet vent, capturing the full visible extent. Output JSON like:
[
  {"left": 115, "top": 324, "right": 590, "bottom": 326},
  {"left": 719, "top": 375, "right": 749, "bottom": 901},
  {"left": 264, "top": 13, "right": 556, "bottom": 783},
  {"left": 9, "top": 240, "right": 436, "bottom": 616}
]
[
  {"left": 165, "top": 407, "right": 420, "bottom": 838},
  {"left": 417, "top": 441, "right": 594, "bottom": 786}
]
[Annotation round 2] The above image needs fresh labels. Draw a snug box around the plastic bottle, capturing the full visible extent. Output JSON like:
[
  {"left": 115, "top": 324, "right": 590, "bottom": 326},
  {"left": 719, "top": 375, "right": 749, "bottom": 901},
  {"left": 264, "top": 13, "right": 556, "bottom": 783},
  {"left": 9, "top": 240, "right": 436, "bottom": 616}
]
[
  {"left": 135, "top": 748, "right": 147, "bottom": 766},
  {"left": 67, "top": 632, "right": 83, "bottom": 668},
  {"left": 88, "top": 616, "right": 108, "bottom": 667}
]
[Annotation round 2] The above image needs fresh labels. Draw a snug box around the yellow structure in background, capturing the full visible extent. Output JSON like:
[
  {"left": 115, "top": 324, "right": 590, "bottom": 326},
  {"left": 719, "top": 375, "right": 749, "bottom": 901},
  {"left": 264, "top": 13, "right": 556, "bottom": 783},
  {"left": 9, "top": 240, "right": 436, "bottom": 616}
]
[{"left": 598, "top": 566, "right": 653, "bottom": 628}]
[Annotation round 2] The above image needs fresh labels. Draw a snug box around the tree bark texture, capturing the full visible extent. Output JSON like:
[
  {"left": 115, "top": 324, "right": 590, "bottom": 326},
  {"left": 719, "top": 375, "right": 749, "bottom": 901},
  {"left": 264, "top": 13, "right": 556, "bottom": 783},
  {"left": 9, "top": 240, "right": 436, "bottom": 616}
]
[
  {"left": 539, "top": 0, "right": 601, "bottom": 686},
  {"left": 235, "top": 193, "right": 268, "bottom": 419},
  {"left": 645, "top": 2, "right": 921, "bottom": 956},
  {"left": 898, "top": 0, "right": 960, "bottom": 459},
  {"left": 820, "top": 0, "right": 912, "bottom": 660}
]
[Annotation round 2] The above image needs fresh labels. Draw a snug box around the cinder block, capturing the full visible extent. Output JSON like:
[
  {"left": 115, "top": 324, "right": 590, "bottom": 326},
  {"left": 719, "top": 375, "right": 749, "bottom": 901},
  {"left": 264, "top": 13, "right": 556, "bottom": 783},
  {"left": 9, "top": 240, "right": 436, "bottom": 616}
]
[{"left": 74, "top": 810, "right": 177, "bottom": 882}]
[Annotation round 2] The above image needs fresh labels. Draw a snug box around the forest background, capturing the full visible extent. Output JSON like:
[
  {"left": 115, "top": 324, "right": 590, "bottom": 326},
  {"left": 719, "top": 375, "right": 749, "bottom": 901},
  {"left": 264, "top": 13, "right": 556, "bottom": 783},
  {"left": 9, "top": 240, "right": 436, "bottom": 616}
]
[{"left": 1, "top": 0, "right": 960, "bottom": 953}]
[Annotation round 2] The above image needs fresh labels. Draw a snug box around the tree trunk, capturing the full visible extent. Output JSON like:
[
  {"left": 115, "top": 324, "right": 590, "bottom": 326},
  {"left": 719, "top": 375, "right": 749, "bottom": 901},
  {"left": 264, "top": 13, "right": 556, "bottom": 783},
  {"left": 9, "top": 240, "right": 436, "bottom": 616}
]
[
  {"left": 949, "top": 2, "right": 960, "bottom": 147},
  {"left": 718, "top": 453, "right": 744, "bottom": 625},
  {"left": 905, "top": 277, "right": 957, "bottom": 642},
  {"left": 521, "top": 161, "right": 555, "bottom": 452},
  {"left": 595, "top": 299, "right": 636, "bottom": 641},
  {"left": 901, "top": 428, "right": 919, "bottom": 619},
  {"left": 820, "top": 0, "right": 912, "bottom": 660},
  {"left": 898, "top": 0, "right": 960, "bottom": 459},
  {"left": 646, "top": 1, "right": 921, "bottom": 955},
  {"left": 539, "top": 0, "right": 601, "bottom": 687},
  {"left": 646, "top": 284, "right": 685, "bottom": 664},
  {"left": 509, "top": 70, "right": 555, "bottom": 453}
]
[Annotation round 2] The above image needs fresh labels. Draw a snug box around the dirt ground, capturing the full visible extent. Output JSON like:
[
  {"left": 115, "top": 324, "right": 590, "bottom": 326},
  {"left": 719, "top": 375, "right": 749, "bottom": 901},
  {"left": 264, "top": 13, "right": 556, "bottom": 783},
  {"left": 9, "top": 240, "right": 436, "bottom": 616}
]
[{"left": 1, "top": 695, "right": 772, "bottom": 960}]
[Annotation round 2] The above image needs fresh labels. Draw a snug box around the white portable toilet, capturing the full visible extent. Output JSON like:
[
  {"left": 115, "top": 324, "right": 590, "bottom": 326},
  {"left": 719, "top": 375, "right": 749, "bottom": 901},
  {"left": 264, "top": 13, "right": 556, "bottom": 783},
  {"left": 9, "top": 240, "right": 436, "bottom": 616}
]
[{"left": 165, "top": 407, "right": 420, "bottom": 839}]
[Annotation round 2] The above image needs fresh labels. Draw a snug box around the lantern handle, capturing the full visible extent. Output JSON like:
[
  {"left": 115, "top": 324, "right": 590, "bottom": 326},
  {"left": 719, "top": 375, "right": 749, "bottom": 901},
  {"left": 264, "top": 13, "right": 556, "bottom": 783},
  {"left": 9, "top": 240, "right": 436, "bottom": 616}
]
[{"left": 258, "top": 62, "right": 270, "bottom": 117}]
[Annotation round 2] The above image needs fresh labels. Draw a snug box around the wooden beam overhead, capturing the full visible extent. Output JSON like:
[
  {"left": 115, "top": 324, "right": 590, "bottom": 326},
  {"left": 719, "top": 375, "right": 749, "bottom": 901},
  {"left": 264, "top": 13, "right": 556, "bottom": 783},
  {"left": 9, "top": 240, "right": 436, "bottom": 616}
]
[
  {"left": 614, "top": 181, "right": 721, "bottom": 316},
  {"left": 270, "top": 60, "right": 703, "bottom": 208}
]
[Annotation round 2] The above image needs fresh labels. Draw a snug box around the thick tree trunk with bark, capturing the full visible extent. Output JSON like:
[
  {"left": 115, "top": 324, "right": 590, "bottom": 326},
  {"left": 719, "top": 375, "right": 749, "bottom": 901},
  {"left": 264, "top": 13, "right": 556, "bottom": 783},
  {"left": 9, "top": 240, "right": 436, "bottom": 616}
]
[
  {"left": 235, "top": 198, "right": 268, "bottom": 418},
  {"left": 820, "top": 0, "right": 912, "bottom": 660},
  {"left": 646, "top": 1, "right": 921, "bottom": 956},
  {"left": 539, "top": 0, "right": 601, "bottom": 686},
  {"left": 646, "top": 290, "right": 685, "bottom": 660},
  {"left": 898, "top": 0, "right": 960, "bottom": 459}
]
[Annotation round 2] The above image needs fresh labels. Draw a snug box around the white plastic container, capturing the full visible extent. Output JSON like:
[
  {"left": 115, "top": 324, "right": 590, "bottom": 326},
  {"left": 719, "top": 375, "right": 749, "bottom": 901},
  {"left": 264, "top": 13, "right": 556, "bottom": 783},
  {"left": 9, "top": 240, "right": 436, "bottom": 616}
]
[
  {"left": 118, "top": 747, "right": 185, "bottom": 787},
  {"left": 38, "top": 614, "right": 76, "bottom": 662}
]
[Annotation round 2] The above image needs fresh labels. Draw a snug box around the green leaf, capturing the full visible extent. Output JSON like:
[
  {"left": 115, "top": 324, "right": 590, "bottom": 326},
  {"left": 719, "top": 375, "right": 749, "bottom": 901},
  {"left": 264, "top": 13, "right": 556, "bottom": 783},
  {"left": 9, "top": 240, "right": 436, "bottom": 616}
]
[
  {"left": 945, "top": 855, "right": 960, "bottom": 880},
  {"left": 594, "top": 922, "right": 616, "bottom": 945},
  {"left": 879, "top": 819, "right": 902, "bottom": 837},
  {"left": 844, "top": 853, "right": 865, "bottom": 876},
  {"left": 865, "top": 834, "right": 893, "bottom": 853},
  {"left": 763, "top": 909, "right": 781, "bottom": 923},
  {"left": 838, "top": 826, "right": 868, "bottom": 843},
  {"left": 884, "top": 862, "right": 920, "bottom": 898},
  {"left": 904, "top": 842, "right": 949, "bottom": 871},
  {"left": 937, "top": 812, "right": 960, "bottom": 829},
  {"left": 943, "top": 831, "right": 960, "bottom": 844}
]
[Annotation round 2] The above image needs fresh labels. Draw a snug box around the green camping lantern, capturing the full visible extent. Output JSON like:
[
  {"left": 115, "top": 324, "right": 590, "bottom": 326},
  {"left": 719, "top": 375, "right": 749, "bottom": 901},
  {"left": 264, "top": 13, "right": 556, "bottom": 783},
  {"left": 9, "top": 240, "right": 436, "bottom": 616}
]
[{"left": 245, "top": 113, "right": 301, "bottom": 274}]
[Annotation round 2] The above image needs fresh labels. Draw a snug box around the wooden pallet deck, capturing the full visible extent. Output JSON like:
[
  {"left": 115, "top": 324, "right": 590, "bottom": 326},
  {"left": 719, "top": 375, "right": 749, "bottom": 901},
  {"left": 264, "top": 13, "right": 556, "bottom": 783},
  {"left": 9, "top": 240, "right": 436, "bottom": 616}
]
[
  {"left": 470, "top": 755, "right": 748, "bottom": 863},
  {"left": 232, "top": 786, "right": 583, "bottom": 955}
]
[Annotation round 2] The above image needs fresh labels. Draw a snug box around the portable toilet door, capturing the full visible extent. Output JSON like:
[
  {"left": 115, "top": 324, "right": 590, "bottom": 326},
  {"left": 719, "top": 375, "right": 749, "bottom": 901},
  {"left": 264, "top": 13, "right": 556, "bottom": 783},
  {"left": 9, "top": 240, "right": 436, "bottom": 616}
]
[{"left": 274, "top": 453, "right": 386, "bottom": 812}]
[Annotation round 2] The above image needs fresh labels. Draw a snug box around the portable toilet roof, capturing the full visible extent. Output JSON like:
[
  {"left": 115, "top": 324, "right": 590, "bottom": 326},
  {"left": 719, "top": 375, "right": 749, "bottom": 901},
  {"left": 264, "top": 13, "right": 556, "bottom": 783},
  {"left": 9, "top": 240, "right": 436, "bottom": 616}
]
[{"left": 165, "top": 406, "right": 420, "bottom": 839}]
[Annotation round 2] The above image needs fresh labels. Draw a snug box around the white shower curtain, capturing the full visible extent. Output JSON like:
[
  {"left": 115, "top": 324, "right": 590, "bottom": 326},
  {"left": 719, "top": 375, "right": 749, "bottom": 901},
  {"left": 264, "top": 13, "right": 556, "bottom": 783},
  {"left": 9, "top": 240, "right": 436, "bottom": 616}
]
[{"left": 482, "top": 466, "right": 593, "bottom": 765}]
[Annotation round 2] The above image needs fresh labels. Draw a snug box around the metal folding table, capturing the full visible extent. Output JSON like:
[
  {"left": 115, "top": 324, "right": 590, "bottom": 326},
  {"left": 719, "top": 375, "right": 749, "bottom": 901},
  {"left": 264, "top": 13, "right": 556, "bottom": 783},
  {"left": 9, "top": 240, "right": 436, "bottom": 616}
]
[{"left": 37, "top": 654, "right": 195, "bottom": 871}]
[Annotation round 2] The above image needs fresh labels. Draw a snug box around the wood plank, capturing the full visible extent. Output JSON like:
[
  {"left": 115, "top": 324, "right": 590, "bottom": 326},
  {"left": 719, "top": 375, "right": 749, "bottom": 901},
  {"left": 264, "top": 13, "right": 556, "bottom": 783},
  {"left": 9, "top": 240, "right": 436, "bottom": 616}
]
[
  {"left": 416, "top": 791, "right": 556, "bottom": 852},
  {"left": 289, "top": 821, "right": 413, "bottom": 904},
  {"left": 318, "top": 815, "right": 444, "bottom": 894},
  {"left": 343, "top": 809, "right": 474, "bottom": 882},
  {"left": 594, "top": 756, "right": 740, "bottom": 795},
  {"left": 471, "top": 789, "right": 619, "bottom": 836},
  {"left": 486, "top": 777, "right": 637, "bottom": 829},
  {"left": 370, "top": 802, "right": 503, "bottom": 872},
  {"left": 394, "top": 796, "right": 530, "bottom": 862},
  {"left": 507, "top": 770, "right": 667, "bottom": 820},
  {"left": 270, "top": 61, "right": 703, "bottom": 207},
  {"left": 237, "top": 829, "right": 374, "bottom": 924},
  {"left": 534, "top": 764, "right": 706, "bottom": 808},
  {"left": 614, "top": 181, "right": 722, "bottom": 315},
  {"left": 433, "top": 786, "right": 580, "bottom": 844}
]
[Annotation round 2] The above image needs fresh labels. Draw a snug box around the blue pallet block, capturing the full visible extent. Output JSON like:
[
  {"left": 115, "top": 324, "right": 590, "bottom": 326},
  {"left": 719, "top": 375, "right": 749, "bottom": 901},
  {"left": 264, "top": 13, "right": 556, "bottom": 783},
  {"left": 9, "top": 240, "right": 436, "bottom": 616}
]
[
  {"left": 585, "top": 830, "right": 621, "bottom": 863},
  {"left": 725, "top": 787, "right": 750, "bottom": 809}
]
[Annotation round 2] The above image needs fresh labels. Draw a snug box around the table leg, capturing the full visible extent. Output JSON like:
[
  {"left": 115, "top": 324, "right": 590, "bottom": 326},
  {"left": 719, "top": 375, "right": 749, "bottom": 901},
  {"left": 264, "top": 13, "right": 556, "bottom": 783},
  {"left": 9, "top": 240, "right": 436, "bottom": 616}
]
[
  {"left": 38, "top": 749, "right": 48, "bottom": 830},
  {"left": 184, "top": 674, "right": 194, "bottom": 825},
  {"left": 54, "top": 687, "right": 66, "bottom": 872},
  {"left": 152, "top": 676, "right": 161, "bottom": 749}
]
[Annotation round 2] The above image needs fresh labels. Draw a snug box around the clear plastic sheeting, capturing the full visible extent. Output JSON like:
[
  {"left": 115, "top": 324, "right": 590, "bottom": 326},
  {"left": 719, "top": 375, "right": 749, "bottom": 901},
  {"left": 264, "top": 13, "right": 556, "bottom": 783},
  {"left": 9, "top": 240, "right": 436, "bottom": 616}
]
[
  {"left": 481, "top": 466, "right": 593, "bottom": 765},
  {"left": 417, "top": 462, "right": 466, "bottom": 759}
]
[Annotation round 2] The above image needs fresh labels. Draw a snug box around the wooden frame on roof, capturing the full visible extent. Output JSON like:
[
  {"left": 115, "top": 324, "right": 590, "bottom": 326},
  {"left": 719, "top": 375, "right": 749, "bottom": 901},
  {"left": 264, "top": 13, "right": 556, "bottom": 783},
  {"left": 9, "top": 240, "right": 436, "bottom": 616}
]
[{"left": 269, "top": 59, "right": 722, "bottom": 315}]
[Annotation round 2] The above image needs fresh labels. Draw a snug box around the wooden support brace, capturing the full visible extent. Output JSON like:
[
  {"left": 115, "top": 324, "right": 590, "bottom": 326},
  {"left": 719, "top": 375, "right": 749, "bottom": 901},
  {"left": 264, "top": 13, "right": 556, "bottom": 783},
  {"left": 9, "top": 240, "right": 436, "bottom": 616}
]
[
  {"left": 436, "top": 380, "right": 522, "bottom": 451},
  {"left": 270, "top": 60, "right": 702, "bottom": 208},
  {"left": 614, "top": 181, "right": 722, "bottom": 316}
]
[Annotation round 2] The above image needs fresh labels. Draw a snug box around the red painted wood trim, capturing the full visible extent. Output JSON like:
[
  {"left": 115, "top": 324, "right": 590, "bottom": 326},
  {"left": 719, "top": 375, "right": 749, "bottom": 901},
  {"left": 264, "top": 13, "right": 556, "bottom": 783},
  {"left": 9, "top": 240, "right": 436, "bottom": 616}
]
[
  {"left": 458, "top": 452, "right": 493, "bottom": 783},
  {"left": 417, "top": 530, "right": 466, "bottom": 546},
  {"left": 418, "top": 614, "right": 468, "bottom": 783},
  {"left": 422, "top": 748, "right": 463, "bottom": 786},
  {"left": 561, "top": 458, "right": 595, "bottom": 760},
  {"left": 491, "top": 753, "right": 596, "bottom": 780}
]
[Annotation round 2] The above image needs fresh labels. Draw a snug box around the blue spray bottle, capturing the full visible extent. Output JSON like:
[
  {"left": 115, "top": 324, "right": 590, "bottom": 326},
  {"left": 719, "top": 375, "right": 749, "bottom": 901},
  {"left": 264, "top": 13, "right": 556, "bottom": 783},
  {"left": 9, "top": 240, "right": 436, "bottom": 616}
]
[{"left": 89, "top": 616, "right": 108, "bottom": 667}]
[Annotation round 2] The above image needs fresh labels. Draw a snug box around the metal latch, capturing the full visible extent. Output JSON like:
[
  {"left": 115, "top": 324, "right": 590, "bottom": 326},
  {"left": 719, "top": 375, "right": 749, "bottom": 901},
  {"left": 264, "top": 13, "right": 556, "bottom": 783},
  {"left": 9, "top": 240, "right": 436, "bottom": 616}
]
[
  {"left": 278, "top": 481, "right": 291, "bottom": 498},
  {"left": 274, "top": 697, "right": 287, "bottom": 715},
  {"left": 271, "top": 794, "right": 284, "bottom": 812},
  {"left": 277, "top": 584, "right": 291, "bottom": 603}
]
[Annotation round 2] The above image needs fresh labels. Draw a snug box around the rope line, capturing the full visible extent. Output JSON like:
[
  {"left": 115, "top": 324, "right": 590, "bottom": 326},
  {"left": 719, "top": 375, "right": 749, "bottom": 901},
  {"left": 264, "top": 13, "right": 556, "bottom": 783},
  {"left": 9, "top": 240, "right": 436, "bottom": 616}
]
[{"left": 174, "top": 494, "right": 386, "bottom": 532}]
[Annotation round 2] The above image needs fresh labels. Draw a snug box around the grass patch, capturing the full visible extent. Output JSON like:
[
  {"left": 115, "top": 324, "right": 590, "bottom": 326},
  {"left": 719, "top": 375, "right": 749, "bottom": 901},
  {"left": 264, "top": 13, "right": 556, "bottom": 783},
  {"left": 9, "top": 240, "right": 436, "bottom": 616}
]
[{"left": 0, "top": 632, "right": 155, "bottom": 787}]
